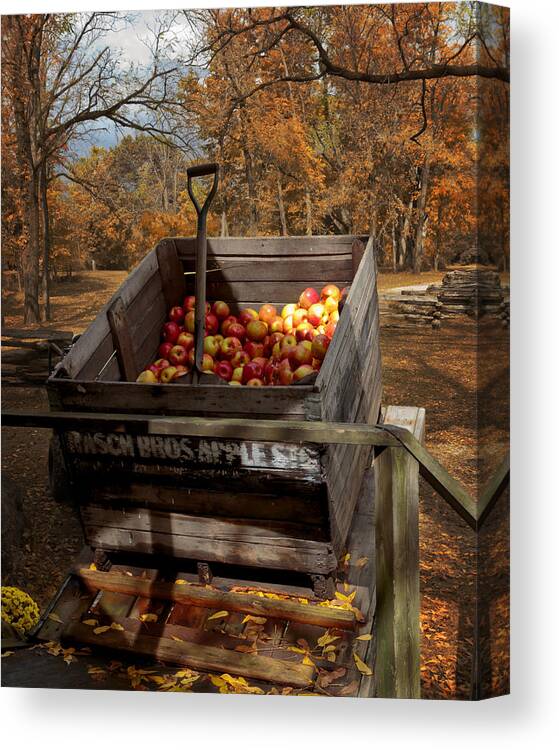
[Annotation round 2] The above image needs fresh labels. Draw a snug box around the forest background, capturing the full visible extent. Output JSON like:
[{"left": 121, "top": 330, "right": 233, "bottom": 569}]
[{"left": 1, "top": 2, "right": 509, "bottom": 323}]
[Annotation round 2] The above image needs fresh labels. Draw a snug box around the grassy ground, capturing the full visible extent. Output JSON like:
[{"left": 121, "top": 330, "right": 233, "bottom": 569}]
[{"left": 1, "top": 268, "right": 509, "bottom": 699}]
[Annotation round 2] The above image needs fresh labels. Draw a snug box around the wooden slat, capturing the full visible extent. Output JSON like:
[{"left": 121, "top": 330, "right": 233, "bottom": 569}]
[
  {"left": 77, "top": 569, "right": 356, "bottom": 630},
  {"left": 3, "top": 410, "right": 399, "bottom": 446},
  {"left": 85, "top": 526, "right": 336, "bottom": 575},
  {"left": 65, "top": 621, "right": 314, "bottom": 687},
  {"left": 173, "top": 235, "right": 366, "bottom": 257},
  {"left": 182, "top": 255, "right": 353, "bottom": 282},
  {"left": 81, "top": 506, "right": 327, "bottom": 545},
  {"left": 374, "top": 406, "right": 424, "bottom": 699},
  {"left": 156, "top": 239, "right": 185, "bottom": 309},
  {"left": 89, "top": 483, "right": 327, "bottom": 526},
  {"left": 202, "top": 280, "right": 351, "bottom": 305},
  {"left": 45, "top": 381, "right": 312, "bottom": 419},
  {"left": 107, "top": 298, "right": 138, "bottom": 382},
  {"left": 59, "top": 249, "right": 159, "bottom": 379}
]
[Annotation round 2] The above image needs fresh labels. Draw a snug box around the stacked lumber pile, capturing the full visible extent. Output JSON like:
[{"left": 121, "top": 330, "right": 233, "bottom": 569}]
[
  {"left": 379, "top": 296, "right": 442, "bottom": 329},
  {"left": 438, "top": 268, "right": 505, "bottom": 319}
]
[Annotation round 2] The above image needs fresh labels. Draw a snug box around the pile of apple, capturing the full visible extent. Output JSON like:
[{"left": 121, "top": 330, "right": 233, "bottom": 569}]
[{"left": 136, "top": 284, "right": 343, "bottom": 386}]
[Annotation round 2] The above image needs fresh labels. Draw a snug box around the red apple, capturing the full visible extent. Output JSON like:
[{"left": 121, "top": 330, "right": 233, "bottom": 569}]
[
  {"left": 231, "top": 350, "right": 250, "bottom": 368},
  {"left": 205, "top": 313, "right": 219, "bottom": 336},
  {"left": 169, "top": 305, "right": 185, "bottom": 324},
  {"left": 239, "top": 308, "right": 259, "bottom": 327},
  {"left": 187, "top": 349, "right": 195, "bottom": 368},
  {"left": 220, "top": 336, "right": 242, "bottom": 359},
  {"left": 241, "top": 361, "right": 263, "bottom": 384},
  {"left": 281, "top": 303, "right": 297, "bottom": 320},
  {"left": 290, "top": 340, "right": 313, "bottom": 368},
  {"left": 175, "top": 364, "right": 189, "bottom": 378},
  {"left": 169, "top": 345, "right": 188, "bottom": 366},
  {"left": 246, "top": 378, "right": 264, "bottom": 387},
  {"left": 231, "top": 366, "right": 244, "bottom": 383},
  {"left": 292, "top": 308, "right": 308, "bottom": 327},
  {"left": 184, "top": 310, "right": 196, "bottom": 334},
  {"left": 183, "top": 295, "right": 196, "bottom": 311},
  {"left": 330, "top": 309, "right": 340, "bottom": 324},
  {"left": 246, "top": 319, "right": 268, "bottom": 342},
  {"left": 323, "top": 295, "right": 338, "bottom": 315},
  {"left": 160, "top": 365, "right": 178, "bottom": 383},
  {"left": 214, "top": 360, "right": 233, "bottom": 382},
  {"left": 293, "top": 364, "right": 315, "bottom": 382},
  {"left": 311, "top": 334, "right": 330, "bottom": 361},
  {"left": 252, "top": 356, "right": 268, "bottom": 370},
  {"left": 150, "top": 358, "right": 170, "bottom": 376},
  {"left": 264, "top": 360, "right": 280, "bottom": 385},
  {"left": 136, "top": 370, "right": 158, "bottom": 383},
  {"left": 158, "top": 341, "right": 174, "bottom": 359},
  {"left": 212, "top": 300, "right": 230, "bottom": 320},
  {"left": 270, "top": 331, "right": 284, "bottom": 346},
  {"left": 269, "top": 316, "right": 285, "bottom": 334},
  {"left": 307, "top": 303, "right": 325, "bottom": 327},
  {"left": 177, "top": 331, "right": 194, "bottom": 351},
  {"left": 163, "top": 321, "right": 181, "bottom": 343},
  {"left": 325, "top": 320, "right": 337, "bottom": 339},
  {"left": 259, "top": 303, "right": 277, "bottom": 325},
  {"left": 321, "top": 284, "right": 341, "bottom": 301},
  {"left": 244, "top": 341, "right": 265, "bottom": 360},
  {"left": 283, "top": 314, "right": 294, "bottom": 333},
  {"left": 221, "top": 315, "right": 238, "bottom": 336},
  {"left": 201, "top": 353, "right": 215, "bottom": 372},
  {"left": 227, "top": 322, "right": 246, "bottom": 342},
  {"left": 278, "top": 359, "right": 293, "bottom": 385},
  {"left": 203, "top": 335, "right": 220, "bottom": 358},
  {"left": 299, "top": 287, "right": 320, "bottom": 310},
  {"left": 295, "top": 322, "right": 314, "bottom": 342}
]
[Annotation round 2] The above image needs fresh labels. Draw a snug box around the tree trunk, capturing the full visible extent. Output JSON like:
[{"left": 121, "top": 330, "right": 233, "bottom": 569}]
[
  {"left": 413, "top": 157, "right": 431, "bottom": 274},
  {"left": 305, "top": 187, "right": 312, "bottom": 235},
  {"left": 22, "top": 169, "right": 41, "bottom": 323},
  {"left": 277, "top": 174, "right": 288, "bottom": 236},
  {"left": 40, "top": 162, "right": 51, "bottom": 321},
  {"left": 400, "top": 199, "right": 413, "bottom": 269},
  {"left": 392, "top": 222, "right": 397, "bottom": 272},
  {"left": 220, "top": 210, "right": 229, "bottom": 237}
]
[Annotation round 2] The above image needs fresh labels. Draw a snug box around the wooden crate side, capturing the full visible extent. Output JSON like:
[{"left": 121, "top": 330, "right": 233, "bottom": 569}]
[
  {"left": 317, "top": 236, "right": 383, "bottom": 556},
  {"left": 58, "top": 249, "right": 160, "bottom": 380},
  {"left": 47, "top": 379, "right": 312, "bottom": 418},
  {"left": 173, "top": 235, "right": 367, "bottom": 257}
]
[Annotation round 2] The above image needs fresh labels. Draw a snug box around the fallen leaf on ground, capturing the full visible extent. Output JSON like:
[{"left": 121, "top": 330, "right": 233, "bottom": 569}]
[
  {"left": 353, "top": 651, "right": 373, "bottom": 676},
  {"left": 207, "top": 610, "right": 228, "bottom": 621}
]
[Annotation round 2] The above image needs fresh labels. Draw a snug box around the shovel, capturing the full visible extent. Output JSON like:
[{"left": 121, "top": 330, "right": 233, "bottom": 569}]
[{"left": 186, "top": 162, "right": 219, "bottom": 384}]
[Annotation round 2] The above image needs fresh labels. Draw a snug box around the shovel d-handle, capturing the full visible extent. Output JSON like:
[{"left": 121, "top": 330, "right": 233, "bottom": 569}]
[{"left": 186, "top": 163, "right": 219, "bottom": 375}]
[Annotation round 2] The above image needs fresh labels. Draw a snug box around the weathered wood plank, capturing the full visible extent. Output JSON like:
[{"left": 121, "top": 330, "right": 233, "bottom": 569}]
[
  {"left": 81, "top": 506, "right": 328, "bottom": 546},
  {"left": 173, "top": 235, "right": 366, "bottom": 257},
  {"left": 107, "top": 298, "right": 138, "bottom": 382},
  {"left": 374, "top": 405, "right": 424, "bottom": 699},
  {"left": 85, "top": 526, "right": 336, "bottom": 574},
  {"left": 156, "top": 239, "right": 185, "bottom": 309},
  {"left": 77, "top": 569, "right": 357, "bottom": 630},
  {"left": 88, "top": 483, "right": 328, "bottom": 526},
  {"left": 182, "top": 255, "right": 353, "bottom": 282},
  {"left": 203, "top": 280, "right": 352, "bottom": 304},
  {"left": 64, "top": 621, "right": 314, "bottom": 687}
]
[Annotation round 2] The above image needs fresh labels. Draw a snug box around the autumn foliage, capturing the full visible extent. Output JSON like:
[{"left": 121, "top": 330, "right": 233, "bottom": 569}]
[{"left": 1, "top": 4, "right": 509, "bottom": 322}]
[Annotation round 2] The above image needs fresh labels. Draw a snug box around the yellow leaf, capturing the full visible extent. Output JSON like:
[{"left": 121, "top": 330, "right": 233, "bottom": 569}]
[
  {"left": 175, "top": 579, "right": 188, "bottom": 585},
  {"left": 83, "top": 619, "right": 98, "bottom": 627},
  {"left": 317, "top": 631, "right": 340, "bottom": 648},
  {"left": 302, "top": 655, "right": 315, "bottom": 667},
  {"left": 288, "top": 646, "right": 306, "bottom": 654},
  {"left": 206, "top": 610, "right": 228, "bottom": 621},
  {"left": 1, "top": 651, "right": 14, "bottom": 658},
  {"left": 47, "top": 612, "right": 63, "bottom": 623},
  {"left": 171, "top": 635, "right": 184, "bottom": 642},
  {"left": 353, "top": 651, "right": 373, "bottom": 676},
  {"left": 110, "top": 622, "right": 124, "bottom": 631},
  {"left": 241, "top": 615, "right": 267, "bottom": 625},
  {"left": 93, "top": 626, "right": 110, "bottom": 634},
  {"left": 149, "top": 675, "right": 167, "bottom": 685},
  {"left": 355, "top": 633, "right": 372, "bottom": 641},
  {"left": 326, "top": 652, "right": 337, "bottom": 662},
  {"left": 210, "top": 675, "right": 226, "bottom": 688},
  {"left": 342, "top": 552, "right": 351, "bottom": 565},
  {"left": 89, "top": 563, "right": 97, "bottom": 570},
  {"left": 323, "top": 644, "right": 337, "bottom": 653},
  {"left": 139, "top": 613, "right": 158, "bottom": 623}
]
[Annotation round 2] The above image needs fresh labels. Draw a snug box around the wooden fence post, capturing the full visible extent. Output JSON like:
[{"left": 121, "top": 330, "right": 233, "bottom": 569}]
[{"left": 374, "top": 405, "right": 425, "bottom": 699}]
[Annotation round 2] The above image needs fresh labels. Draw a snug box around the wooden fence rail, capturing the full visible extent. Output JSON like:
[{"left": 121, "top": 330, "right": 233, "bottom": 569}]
[{"left": 1, "top": 409, "right": 508, "bottom": 532}]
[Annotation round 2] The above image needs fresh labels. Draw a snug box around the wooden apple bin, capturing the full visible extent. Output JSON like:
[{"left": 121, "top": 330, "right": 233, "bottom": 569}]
[{"left": 47, "top": 235, "right": 382, "bottom": 588}]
